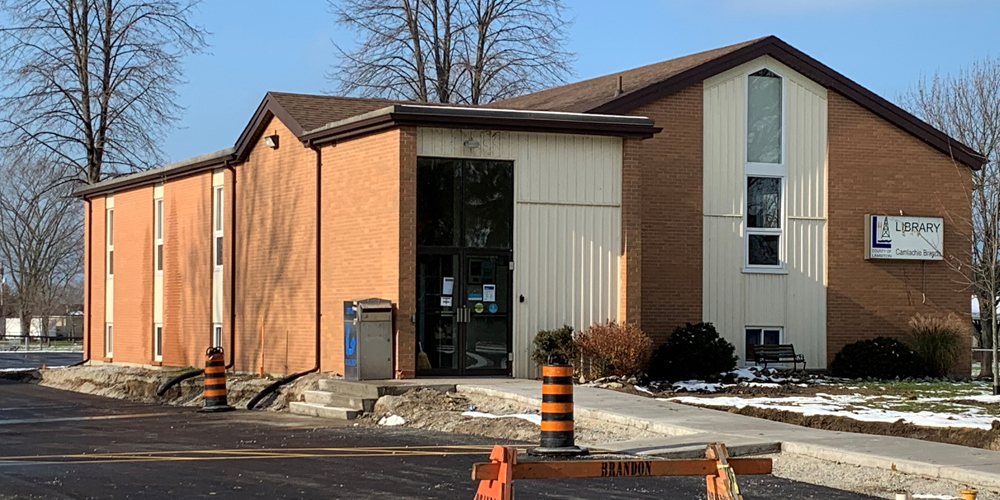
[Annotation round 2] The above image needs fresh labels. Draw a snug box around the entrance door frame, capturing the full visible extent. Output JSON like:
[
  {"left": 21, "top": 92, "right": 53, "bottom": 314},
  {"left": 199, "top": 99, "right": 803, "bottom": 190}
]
[{"left": 415, "top": 156, "right": 515, "bottom": 377}]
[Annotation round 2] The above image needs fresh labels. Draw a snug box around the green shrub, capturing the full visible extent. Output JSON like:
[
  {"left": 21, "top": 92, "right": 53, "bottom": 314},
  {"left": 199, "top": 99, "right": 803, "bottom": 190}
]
[
  {"left": 648, "top": 323, "right": 737, "bottom": 382},
  {"left": 531, "top": 325, "right": 577, "bottom": 366},
  {"left": 576, "top": 320, "right": 653, "bottom": 379},
  {"left": 830, "top": 336, "right": 925, "bottom": 379},
  {"left": 907, "top": 314, "right": 967, "bottom": 377}
]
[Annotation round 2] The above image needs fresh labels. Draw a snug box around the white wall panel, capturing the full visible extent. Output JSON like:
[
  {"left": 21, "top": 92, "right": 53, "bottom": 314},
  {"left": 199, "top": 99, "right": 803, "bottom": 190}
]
[
  {"left": 702, "top": 57, "right": 829, "bottom": 367},
  {"left": 418, "top": 128, "right": 622, "bottom": 378}
]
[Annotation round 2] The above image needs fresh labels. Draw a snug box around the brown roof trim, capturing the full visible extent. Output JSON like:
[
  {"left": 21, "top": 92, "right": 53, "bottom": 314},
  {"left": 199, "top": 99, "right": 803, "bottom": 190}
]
[
  {"left": 73, "top": 149, "right": 234, "bottom": 198},
  {"left": 301, "top": 105, "right": 660, "bottom": 145},
  {"left": 589, "top": 36, "right": 986, "bottom": 169},
  {"left": 232, "top": 92, "right": 306, "bottom": 163}
]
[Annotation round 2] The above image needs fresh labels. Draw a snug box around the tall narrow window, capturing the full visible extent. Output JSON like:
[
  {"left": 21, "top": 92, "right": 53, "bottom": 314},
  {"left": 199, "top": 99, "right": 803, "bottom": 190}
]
[
  {"left": 213, "top": 186, "right": 223, "bottom": 268},
  {"left": 105, "top": 323, "right": 113, "bottom": 358},
  {"left": 154, "top": 324, "right": 163, "bottom": 361},
  {"left": 154, "top": 199, "right": 164, "bottom": 273},
  {"left": 213, "top": 323, "right": 222, "bottom": 348},
  {"left": 106, "top": 208, "right": 114, "bottom": 276},
  {"left": 747, "top": 68, "right": 782, "bottom": 164},
  {"left": 744, "top": 68, "right": 785, "bottom": 270}
]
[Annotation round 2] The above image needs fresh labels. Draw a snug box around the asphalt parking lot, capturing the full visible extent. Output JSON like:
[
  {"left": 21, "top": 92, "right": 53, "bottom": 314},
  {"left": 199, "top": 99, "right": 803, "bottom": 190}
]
[
  {"left": 0, "top": 380, "right": 877, "bottom": 499},
  {"left": 0, "top": 352, "right": 83, "bottom": 370}
]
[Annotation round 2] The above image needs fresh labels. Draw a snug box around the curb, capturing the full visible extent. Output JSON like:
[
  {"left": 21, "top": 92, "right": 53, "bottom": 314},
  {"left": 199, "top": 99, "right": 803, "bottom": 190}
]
[{"left": 780, "top": 441, "right": 1000, "bottom": 491}]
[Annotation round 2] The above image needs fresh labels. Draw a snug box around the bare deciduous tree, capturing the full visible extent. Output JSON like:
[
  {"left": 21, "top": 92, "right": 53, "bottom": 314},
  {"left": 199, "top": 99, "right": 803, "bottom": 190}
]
[
  {"left": 0, "top": 0, "right": 209, "bottom": 184},
  {"left": 329, "top": 0, "right": 572, "bottom": 104},
  {"left": 0, "top": 154, "right": 83, "bottom": 340},
  {"left": 901, "top": 56, "right": 1000, "bottom": 391}
]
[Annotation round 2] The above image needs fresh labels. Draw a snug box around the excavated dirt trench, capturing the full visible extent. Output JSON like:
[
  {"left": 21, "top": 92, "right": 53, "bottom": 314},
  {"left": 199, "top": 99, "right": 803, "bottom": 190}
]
[{"left": 730, "top": 406, "right": 1000, "bottom": 451}]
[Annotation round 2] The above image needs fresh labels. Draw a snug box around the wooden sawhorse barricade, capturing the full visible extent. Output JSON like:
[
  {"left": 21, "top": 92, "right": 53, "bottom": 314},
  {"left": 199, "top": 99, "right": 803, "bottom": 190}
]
[{"left": 471, "top": 442, "right": 772, "bottom": 500}]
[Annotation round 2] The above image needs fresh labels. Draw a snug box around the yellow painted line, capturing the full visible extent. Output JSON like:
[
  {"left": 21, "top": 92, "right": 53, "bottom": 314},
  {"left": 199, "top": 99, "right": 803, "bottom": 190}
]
[
  {"left": 0, "top": 445, "right": 512, "bottom": 463},
  {"left": 0, "top": 451, "right": 490, "bottom": 466},
  {"left": 0, "top": 445, "right": 503, "bottom": 461},
  {"left": 0, "top": 412, "right": 173, "bottom": 426}
]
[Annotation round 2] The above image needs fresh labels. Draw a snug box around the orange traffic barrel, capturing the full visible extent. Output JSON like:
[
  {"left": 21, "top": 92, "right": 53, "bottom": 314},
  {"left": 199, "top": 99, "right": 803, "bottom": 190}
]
[
  {"left": 529, "top": 356, "right": 587, "bottom": 456},
  {"left": 199, "top": 346, "right": 234, "bottom": 413}
]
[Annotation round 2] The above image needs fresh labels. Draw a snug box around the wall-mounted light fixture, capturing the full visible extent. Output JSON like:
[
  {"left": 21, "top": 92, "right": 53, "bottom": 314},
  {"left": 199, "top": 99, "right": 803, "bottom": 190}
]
[
  {"left": 264, "top": 134, "right": 279, "bottom": 149},
  {"left": 463, "top": 138, "right": 480, "bottom": 149}
]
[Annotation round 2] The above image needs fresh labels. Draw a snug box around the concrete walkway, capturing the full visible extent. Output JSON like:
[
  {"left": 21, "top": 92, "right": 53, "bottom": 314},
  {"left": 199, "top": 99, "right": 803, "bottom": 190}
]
[{"left": 452, "top": 379, "right": 1000, "bottom": 490}]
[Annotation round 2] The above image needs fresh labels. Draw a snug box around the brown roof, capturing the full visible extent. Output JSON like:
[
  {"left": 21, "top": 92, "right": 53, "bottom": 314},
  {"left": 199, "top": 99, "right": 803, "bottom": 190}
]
[
  {"left": 495, "top": 35, "right": 985, "bottom": 168},
  {"left": 494, "top": 38, "right": 764, "bottom": 113},
  {"left": 268, "top": 93, "right": 404, "bottom": 132}
]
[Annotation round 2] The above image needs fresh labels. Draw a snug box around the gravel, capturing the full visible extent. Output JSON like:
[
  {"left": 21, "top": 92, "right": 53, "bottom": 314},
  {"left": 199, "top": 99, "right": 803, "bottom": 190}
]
[{"left": 771, "top": 453, "right": 998, "bottom": 500}]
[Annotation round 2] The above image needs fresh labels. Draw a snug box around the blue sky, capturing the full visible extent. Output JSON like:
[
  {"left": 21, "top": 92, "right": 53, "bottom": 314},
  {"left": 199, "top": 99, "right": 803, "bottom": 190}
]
[{"left": 163, "top": 0, "right": 1000, "bottom": 163}]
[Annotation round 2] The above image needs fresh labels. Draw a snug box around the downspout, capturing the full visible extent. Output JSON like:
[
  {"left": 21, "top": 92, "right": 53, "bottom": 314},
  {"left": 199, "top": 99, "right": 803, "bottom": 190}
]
[
  {"left": 226, "top": 162, "right": 237, "bottom": 370},
  {"left": 70, "top": 199, "right": 94, "bottom": 368},
  {"left": 247, "top": 143, "right": 323, "bottom": 409}
]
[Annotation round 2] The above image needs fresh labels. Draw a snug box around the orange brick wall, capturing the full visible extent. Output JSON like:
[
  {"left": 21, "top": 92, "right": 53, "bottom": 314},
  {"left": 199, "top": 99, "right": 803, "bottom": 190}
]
[
  {"left": 320, "top": 128, "right": 414, "bottom": 377},
  {"left": 827, "top": 91, "right": 973, "bottom": 373},
  {"left": 85, "top": 197, "right": 106, "bottom": 361},
  {"left": 163, "top": 172, "right": 213, "bottom": 368},
  {"left": 629, "top": 85, "right": 705, "bottom": 343},
  {"left": 109, "top": 187, "right": 154, "bottom": 363},
  {"left": 235, "top": 117, "right": 318, "bottom": 375}
]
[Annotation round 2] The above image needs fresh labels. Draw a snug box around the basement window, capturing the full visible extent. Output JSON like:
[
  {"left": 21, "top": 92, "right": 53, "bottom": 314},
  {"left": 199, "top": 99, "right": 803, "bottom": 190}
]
[
  {"left": 105, "top": 323, "right": 113, "bottom": 358},
  {"left": 745, "top": 327, "right": 781, "bottom": 364},
  {"left": 212, "top": 323, "right": 222, "bottom": 348}
]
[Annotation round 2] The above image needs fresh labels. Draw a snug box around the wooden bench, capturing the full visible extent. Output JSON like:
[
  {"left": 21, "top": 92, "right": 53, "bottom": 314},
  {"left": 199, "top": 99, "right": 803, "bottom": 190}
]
[{"left": 750, "top": 344, "right": 806, "bottom": 371}]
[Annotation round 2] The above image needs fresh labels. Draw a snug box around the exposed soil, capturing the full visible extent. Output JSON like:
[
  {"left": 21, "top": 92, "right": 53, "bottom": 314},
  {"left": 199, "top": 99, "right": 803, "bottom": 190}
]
[
  {"left": 1, "top": 365, "right": 322, "bottom": 411},
  {"left": 366, "top": 388, "right": 664, "bottom": 445},
  {"left": 729, "top": 405, "right": 1000, "bottom": 451}
]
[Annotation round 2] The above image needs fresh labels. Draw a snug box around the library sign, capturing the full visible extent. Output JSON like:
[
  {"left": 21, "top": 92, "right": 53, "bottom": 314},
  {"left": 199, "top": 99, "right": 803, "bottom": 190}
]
[{"left": 865, "top": 215, "right": 944, "bottom": 260}]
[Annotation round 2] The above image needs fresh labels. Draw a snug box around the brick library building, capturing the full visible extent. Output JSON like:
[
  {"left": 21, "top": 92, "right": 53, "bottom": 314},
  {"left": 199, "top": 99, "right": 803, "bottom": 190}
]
[{"left": 75, "top": 36, "right": 983, "bottom": 379}]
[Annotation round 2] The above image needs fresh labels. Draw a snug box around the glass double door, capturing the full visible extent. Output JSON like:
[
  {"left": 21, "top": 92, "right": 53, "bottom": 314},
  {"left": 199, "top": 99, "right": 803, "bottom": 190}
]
[{"left": 416, "top": 158, "right": 513, "bottom": 376}]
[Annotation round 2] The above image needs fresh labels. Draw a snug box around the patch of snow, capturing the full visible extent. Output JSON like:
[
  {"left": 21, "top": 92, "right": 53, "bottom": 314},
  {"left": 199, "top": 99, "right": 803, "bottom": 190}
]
[
  {"left": 378, "top": 414, "right": 406, "bottom": 426},
  {"left": 634, "top": 386, "right": 653, "bottom": 395},
  {"left": 746, "top": 382, "right": 782, "bottom": 388},
  {"left": 461, "top": 411, "right": 541, "bottom": 425},
  {"left": 667, "top": 393, "right": 1000, "bottom": 430},
  {"left": 672, "top": 381, "right": 727, "bottom": 393}
]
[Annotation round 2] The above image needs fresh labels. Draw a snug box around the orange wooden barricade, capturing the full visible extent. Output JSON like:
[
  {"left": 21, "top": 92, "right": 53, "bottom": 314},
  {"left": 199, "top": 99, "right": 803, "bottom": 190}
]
[{"left": 472, "top": 442, "right": 769, "bottom": 500}]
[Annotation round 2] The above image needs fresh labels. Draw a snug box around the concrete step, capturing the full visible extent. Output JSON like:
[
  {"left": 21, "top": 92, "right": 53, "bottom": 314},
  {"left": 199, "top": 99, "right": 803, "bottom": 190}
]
[
  {"left": 303, "top": 390, "right": 375, "bottom": 412},
  {"left": 288, "top": 402, "right": 363, "bottom": 420},
  {"left": 317, "top": 379, "right": 383, "bottom": 399}
]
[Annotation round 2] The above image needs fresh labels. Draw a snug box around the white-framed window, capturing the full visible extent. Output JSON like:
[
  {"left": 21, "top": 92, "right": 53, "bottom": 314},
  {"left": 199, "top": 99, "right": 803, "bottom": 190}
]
[
  {"left": 105, "top": 323, "right": 114, "bottom": 358},
  {"left": 106, "top": 208, "right": 114, "bottom": 276},
  {"left": 744, "top": 67, "right": 786, "bottom": 272},
  {"left": 154, "top": 324, "right": 163, "bottom": 361},
  {"left": 213, "top": 186, "right": 223, "bottom": 269},
  {"left": 154, "top": 198, "right": 164, "bottom": 273},
  {"left": 745, "top": 326, "right": 782, "bottom": 363},
  {"left": 212, "top": 323, "right": 222, "bottom": 348}
]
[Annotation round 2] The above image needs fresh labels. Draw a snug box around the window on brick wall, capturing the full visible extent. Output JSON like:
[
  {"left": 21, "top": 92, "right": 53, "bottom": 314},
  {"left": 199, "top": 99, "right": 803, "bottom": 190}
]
[
  {"left": 154, "top": 324, "right": 163, "bottom": 361},
  {"left": 213, "top": 186, "right": 223, "bottom": 268},
  {"left": 105, "top": 323, "right": 113, "bottom": 358},
  {"left": 154, "top": 198, "right": 164, "bottom": 273},
  {"left": 106, "top": 208, "right": 114, "bottom": 276},
  {"left": 744, "top": 67, "right": 786, "bottom": 271}
]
